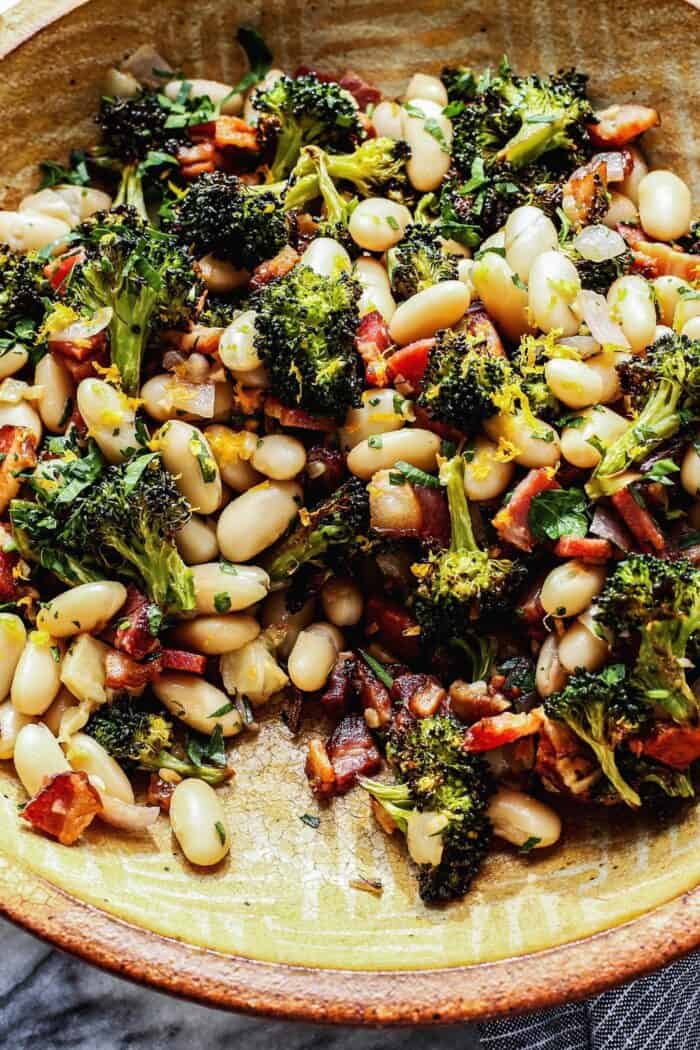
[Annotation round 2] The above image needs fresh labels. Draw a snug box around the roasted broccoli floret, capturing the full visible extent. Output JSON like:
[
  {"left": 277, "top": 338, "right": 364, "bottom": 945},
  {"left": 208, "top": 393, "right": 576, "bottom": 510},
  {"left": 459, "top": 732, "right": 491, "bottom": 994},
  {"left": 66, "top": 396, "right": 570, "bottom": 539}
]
[
  {"left": 169, "top": 171, "right": 288, "bottom": 270},
  {"left": 417, "top": 328, "right": 513, "bottom": 432},
  {"left": 360, "top": 714, "right": 493, "bottom": 903},
  {"left": 511, "top": 331, "right": 568, "bottom": 421},
  {"left": 597, "top": 554, "right": 700, "bottom": 725},
  {"left": 289, "top": 137, "right": 411, "bottom": 200},
  {"left": 265, "top": 476, "right": 369, "bottom": 584},
  {"left": 545, "top": 664, "right": 649, "bottom": 808},
  {"left": 293, "top": 146, "right": 359, "bottom": 254},
  {"left": 616, "top": 751, "right": 695, "bottom": 803},
  {"left": 568, "top": 244, "right": 634, "bottom": 295},
  {"left": 253, "top": 260, "right": 362, "bottom": 419},
  {"left": 412, "top": 455, "right": 524, "bottom": 639},
  {"left": 386, "top": 224, "right": 457, "bottom": 300},
  {"left": 58, "top": 207, "right": 202, "bottom": 393},
  {"left": 253, "top": 74, "right": 365, "bottom": 180},
  {"left": 85, "top": 697, "right": 231, "bottom": 786},
  {"left": 0, "top": 246, "right": 49, "bottom": 358},
  {"left": 587, "top": 333, "right": 700, "bottom": 498},
  {"left": 438, "top": 172, "right": 525, "bottom": 248}
]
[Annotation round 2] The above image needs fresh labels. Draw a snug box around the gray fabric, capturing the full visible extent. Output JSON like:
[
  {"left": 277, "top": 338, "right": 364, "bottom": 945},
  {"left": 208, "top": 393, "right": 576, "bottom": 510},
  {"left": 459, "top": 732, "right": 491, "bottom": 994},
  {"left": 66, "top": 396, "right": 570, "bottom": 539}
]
[{"left": 478, "top": 950, "right": 700, "bottom": 1049}]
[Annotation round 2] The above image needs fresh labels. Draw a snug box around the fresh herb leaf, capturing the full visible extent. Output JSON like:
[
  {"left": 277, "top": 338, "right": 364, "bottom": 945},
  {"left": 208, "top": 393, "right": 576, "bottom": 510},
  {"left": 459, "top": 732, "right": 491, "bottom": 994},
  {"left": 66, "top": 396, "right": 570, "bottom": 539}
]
[
  {"left": 233, "top": 26, "right": 273, "bottom": 93},
  {"left": 123, "top": 452, "right": 159, "bottom": 495},
  {"left": 299, "top": 813, "right": 321, "bottom": 829},
  {"left": 519, "top": 836, "right": 541, "bottom": 854},
  {"left": 39, "top": 150, "right": 90, "bottom": 189},
  {"left": 209, "top": 702, "right": 236, "bottom": 718},
  {"left": 642, "top": 458, "right": 680, "bottom": 486},
  {"left": 358, "top": 648, "right": 394, "bottom": 688},
  {"left": 214, "top": 591, "right": 232, "bottom": 613},
  {"left": 528, "top": 488, "right": 590, "bottom": 541},
  {"left": 392, "top": 460, "right": 440, "bottom": 488},
  {"left": 214, "top": 820, "right": 227, "bottom": 845},
  {"left": 367, "top": 435, "right": 383, "bottom": 449}
]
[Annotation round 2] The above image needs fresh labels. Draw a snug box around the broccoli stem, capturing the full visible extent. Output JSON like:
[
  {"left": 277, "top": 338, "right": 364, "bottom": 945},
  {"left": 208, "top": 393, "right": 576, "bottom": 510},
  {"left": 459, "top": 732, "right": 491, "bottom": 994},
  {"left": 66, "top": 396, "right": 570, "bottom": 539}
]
[
  {"left": 113, "top": 163, "right": 148, "bottom": 220},
  {"left": 634, "top": 623, "right": 700, "bottom": 724},
  {"left": 444, "top": 456, "right": 478, "bottom": 553},
  {"left": 141, "top": 750, "right": 231, "bottom": 786},
  {"left": 109, "top": 285, "right": 158, "bottom": 395}
]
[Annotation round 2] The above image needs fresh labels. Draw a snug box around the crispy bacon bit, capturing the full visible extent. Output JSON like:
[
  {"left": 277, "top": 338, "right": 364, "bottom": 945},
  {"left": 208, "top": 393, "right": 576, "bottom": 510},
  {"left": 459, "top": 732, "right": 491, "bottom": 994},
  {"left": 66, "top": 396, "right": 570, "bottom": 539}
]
[
  {"left": 629, "top": 724, "right": 700, "bottom": 770},
  {"left": 413, "top": 485, "right": 451, "bottom": 547},
  {"left": 104, "top": 650, "right": 162, "bottom": 692},
  {"left": 264, "top": 396, "right": 336, "bottom": 432},
  {"left": 407, "top": 676, "right": 446, "bottom": 719},
  {"left": 249, "top": 245, "right": 301, "bottom": 290},
  {"left": 386, "top": 338, "right": 435, "bottom": 391},
  {"left": 56, "top": 341, "right": 110, "bottom": 382},
  {"left": 463, "top": 708, "right": 544, "bottom": 752},
  {"left": 160, "top": 648, "right": 207, "bottom": 674},
  {"left": 211, "top": 116, "right": 259, "bottom": 151},
  {"left": 610, "top": 487, "right": 665, "bottom": 554},
  {"left": 535, "top": 715, "right": 601, "bottom": 798},
  {"left": 448, "top": 679, "right": 511, "bottom": 724},
  {"left": 147, "top": 774, "right": 175, "bottom": 813},
  {"left": 327, "top": 713, "right": 381, "bottom": 794},
  {"left": 411, "top": 404, "right": 465, "bottom": 443},
  {"left": 177, "top": 140, "right": 223, "bottom": 178},
  {"left": 0, "top": 425, "right": 37, "bottom": 515},
  {"left": 305, "top": 446, "right": 346, "bottom": 499},
  {"left": 0, "top": 547, "right": 19, "bottom": 602},
  {"left": 339, "top": 70, "right": 382, "bottom": 110},
  {"left": 553, "top": 536, "right": 613, "bottom": 563},
  {"left": 364, "top": 595, "right": 421, "bottom": 664},
  {"left": 165, "top": 323, "right": 224, "bottom": 355},
  {"left": 305, "top": 737, "right": 337, "bottom": 798},
  {"left": 618, "top": 223, "right": 700, "bottom": 281},
  {"left": 354, "top": 659, "right": 392, "bottom": 728},
  {"left": 356, "top": 310, "right": 391, "bottom": 386},
  {"left": 464, "top": 304, "right": 506, "bottom": 357},
  {"left": 105, "top": 586, "right": 161, "bottom": 660},
  {"left": 493, "top": 468, "right": 560, "bottom": 553},
  {"left": 320, "top": 652, "right": 357, "bottom": 717},
  {"left": 588, "top": 104, "right": 660, "bottom": 148},
  {"left": 516, "top": 577, "right": 546, "bottom": 626},
  {"left": 23, "top": 770, "right": 102, "bottom": 846},
  {"left": 562, "top": 155, "right": 612, "bottom": 227}
]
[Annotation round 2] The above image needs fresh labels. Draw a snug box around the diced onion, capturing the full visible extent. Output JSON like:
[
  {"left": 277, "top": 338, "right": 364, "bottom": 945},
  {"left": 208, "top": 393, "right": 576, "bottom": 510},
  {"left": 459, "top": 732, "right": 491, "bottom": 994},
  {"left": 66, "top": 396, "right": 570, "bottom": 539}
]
[
  {"left": 0, "top": 379, "right": 45, "bottom": 403},
  {"left": 164, "top": 378, "right": 216, "bottom": 419},
  {"left": 48, "top": 306, "right": 113, "bottom": 343},
  {"left": 574, "top": 224, "right": 627, "bottom": 263},
  {"left": 578, "top": 289, "right": 630, "bottom": 349}
]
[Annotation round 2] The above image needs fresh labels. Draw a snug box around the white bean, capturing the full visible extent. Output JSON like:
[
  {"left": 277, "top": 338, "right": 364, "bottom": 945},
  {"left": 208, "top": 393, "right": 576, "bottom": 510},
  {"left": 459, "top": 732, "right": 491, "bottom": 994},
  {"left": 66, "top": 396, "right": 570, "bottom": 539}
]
[
  {"left": 158, "top": 420, "right": 222, "bottom": 514},
  {"left": 504, "top": 206, "right": 558, "bottom": 282},
  {"left": 607, "top": 275, "right": 656, "bottom": 353},
  {"left": 175, "top": 514, "right": 219, "bottom": 565},
  {"left": 0, "top": 701, "right": 32, "bottom": 760},
  {"left": 191, "top": 562, "right": 269, "bottom": 614},
  {"left": 674, "top": 296, "right": 700, "bottom": 333},
  {"left": 217, "top": 481, "right": 301, "bottom": 562},
  {"left": 483, "top": 413, "right": 560, "bottom": 469},
  {"left": 535, "top": 634, "right": 569, "bottom": 699},
  {"left": 585, "top": 352, "right": 626, "bottom": 404},
  {"left": 0, "top": 210, "right": 70, "bottom": 252},
  {"left": 165, "top": 78, "right": 243, "bottom": 115},
  {"left": 11, "top": 633, "right": 62, "bottom": 716},
  {"left": 682, "top": 317, "right": 700, "bottom": 340},
  {"left": 0, "top": 399, "right": 42, "bottom": 444},
  {"left": 170, "top": 614, "right": 260, "bottom": 655},
  {"left": 528, "top": 250, "right": 581, "bottom": 336},
  {"left": 603, "top": 192, "right": 638, "bottom": 228},
  {"left": 681, "top": 441, "right": 700, "bottom": 497},
  {"left": 349, "top": 198, "right": 411, "bottom": 252},
  {"left": 540, "top": 560, "right": 606, "bottom": 618},
  {"left": 653, "top": 276, "right": 691, "bottom": 327},
  {"left": 34, "top": 354, "right": 74, "bottom": 433},
  {"left": 558, "top": 620, "right": 609, "bottom": 673},
  {"left": 37, "top": 581, "right": 127, "bottom": 638},
  {"left": 261, "top": 591, "right": 315, "bottom": 659},
  {"left": 544, "top": 358, "right": 603, "bottom": 409},
  {"left": 77, "top": 378, "right": 138, "bottom": 463},
  {"left": 66, "top": 732, "right": 134, "bottom": 803},
  {"left": 488, "top": 787, "right": 561, "bottom": 848},
  {"left": 0, "top": 614, "right": 27, "bottom": 702},
  {"left": 402, "top": 99, "right": 452, "bottom": 192},
  {"left": 354, "top": 256, "right": 397, "bottom": 321},
  {"left": 638, "top": 170, "right": 692, "bottom": 241},
  {"left": 288, "top": 628, "right": 337, "bottom": 692},
  {"left": 340, "top": 387, "right": 413, "bottom": 451},
  {"left": 251, "top": 434, "right": 306, "bottom": 480},
  {"left": 457, "top": 257, "right": 475, "bottom": 293},
  {"left": 389, "top": 281, "right": 470, "bottom": 344},
  {"left": 620, "top": 146, "right": 648, "bottom": 205},
  {"left": 560, "top": 405, "right": 629, "bottom": 468},
  {"left": 204, "top": 425, "right": 262, "bottom": 492},
  {"left": 198, "top": 254, "right": 249, "bottom": 294},
  {"left": 104, "top": 66, "right": 140, "bottom": 97},
  {"left": 153, "top": 673, "right": 243, "bottom": 736},
  {"left": 170, "top": 779, "right": 231, "bottom": 866},
  {"left": 471, "top": 252, "right": 531, "bottom": 342},
  {"left": 60, "top": 634, "right": 109, "bottom": 706},
  {"left": 369, "top": 468, "right": 423, "bottom": 533},
  {"left": 371, "top": 100, "right": 403, "bottom": 139},
  {"left": 321, "top": 577, "right": 363, "bottom": 627},
  {"left": 301, "top": 237, "right": 351, "bottom": 277},
  {"left": 13, "top": 723, "right": 70, "bottom": 796},
  {"left": 19, "top": 188, "right": 76, "bottom": 225},
  {"left": 42, "top": 688, "right": 78, "bottom": 737},
  {"left": 0, "top": 345, "right": 28, "bottom": 379},
  {"left": 347, "top": 428, "right": 440, "bottom": 480},
  {"left": 463, "top": 436, "right": 516, "bottom": 501},
  {"left": 219, "top": 310, "right": 261, "bottom": 373},
  {"left": 404, "top": 73, "right": 448, "bottom": 107}
]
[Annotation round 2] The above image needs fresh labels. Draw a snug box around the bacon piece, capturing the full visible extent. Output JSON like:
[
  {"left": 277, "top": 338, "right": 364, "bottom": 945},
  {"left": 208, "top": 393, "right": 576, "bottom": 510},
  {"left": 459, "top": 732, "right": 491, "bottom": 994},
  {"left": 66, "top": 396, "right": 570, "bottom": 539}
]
[
  {"left": 105, "top": 586, "right": 161, "bottom": 660},
  {"left": 264, "top": 396, "right": 335, "bottom": 433},
  {"left": 448, "top": 680, "right": 511, "bottom": 724},
  {"left": 249, "top": 245, "right": 301, "bottom": 290},
  {"left": 553, "top": 536, "right": 613, "bottom": 563},
  {"left": 386, "top": 338, "right": 435, "bottom": 390},
  {"left": 211, "top": 116, "right": 258, "bottom": 151},
  {"left": 618, "top": 224, "right": 700, "bottom": 281},
  {"left": 516, "top": 577, "right": 546, "bottom": 625},
  {"left": 0, "top": 425, "right": 37, "bottom": 515},
  {"left": 355, "top": 310, "right": 391, "bottom": 386},
  {"left": 164, "top": 323, "right": 223, "bottom": 355},
  {"left": 55, "top": 341, "right": 110, "bottom": 382},
  {"left": 104, "top": 650, "right": 162, "bottom": 692},
  {"left": 160, "top": 648, "right": 207, "bottom": 674},
  {"left": 305, "top": 446, "right": 346, "bottom": 500},
  {"left": 327, "top": 713, "right": 381, "bottom": 794},
  {"left": 364, "top": 595, "right": 421, "bottom": 664},
  {"left": 0, "top": 547, "right": 19, "bottom": 602},
  {"left": 177, "top": 141, "right": 223, "bottom": 178},
  {"left": 147, "top": 774, "right": 175, "bottom": 813},
  {"left": 562, "top": 155, "right": 612, "bottom": 227},
  {"left": 412, "top": 404, "right": 465, "bottom": 443},
  {"left": 392, "top": 673, "right": 446, "bottom": 719},
  {"left": 493, "top": 468, "right": 560, "bottom": 553},
  {"left": 610, "top": 487, "right": 665, "bottom": 554},
  {"left": 305, "top": 737, "right": 337, "bottom": 798},
  {"left": 319, "top": 651, "right": 357, "bottom": 716},
  {"left": 535, "top": 715, "right": 601, "bottom": 799},
  {"left": 23, "top": 770, "right": 102, "bottom": 846},
  {"left": 463, "top": 709, "right": 544, "bottom": 752},
  {"left": 339, "top": 70, "right": 382, "bottom": 110},
  {"left": 464, "top": 303, "right": 506, "bottom": 357},
  {"left": 588, "top": 104, "right": 660, "bottom": 148},
  {"left": 354, "top": 659, "right": 392, "bottom": 728},
  {"left": 413, "top": 485, "right": 451, "bottom": 547},
  {"left": 629, "top": 724, "right": 700, "bottom": 770}
]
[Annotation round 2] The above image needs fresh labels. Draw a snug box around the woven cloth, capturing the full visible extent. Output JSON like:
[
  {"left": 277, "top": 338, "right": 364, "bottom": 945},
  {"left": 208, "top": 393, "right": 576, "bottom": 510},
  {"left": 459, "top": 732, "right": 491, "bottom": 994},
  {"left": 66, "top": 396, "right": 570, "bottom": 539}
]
[{"left": 478, "top": 950, "right": 700, "bottom": 1049}]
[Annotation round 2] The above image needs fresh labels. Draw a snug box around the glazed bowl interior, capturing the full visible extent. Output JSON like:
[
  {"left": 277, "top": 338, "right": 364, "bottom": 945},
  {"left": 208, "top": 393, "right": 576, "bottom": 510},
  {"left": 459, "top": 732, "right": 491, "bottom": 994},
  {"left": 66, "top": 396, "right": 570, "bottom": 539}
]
[{"left": 1, "top": 0, "right": 700, "bottom": 1025}]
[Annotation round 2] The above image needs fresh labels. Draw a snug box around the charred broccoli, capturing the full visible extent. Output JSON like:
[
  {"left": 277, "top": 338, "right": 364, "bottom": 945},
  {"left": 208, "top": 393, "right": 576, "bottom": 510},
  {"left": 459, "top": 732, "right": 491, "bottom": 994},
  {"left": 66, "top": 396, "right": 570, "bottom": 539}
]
[
  {"left": 417, "top": 328, "right": 513, "bottom": 432},
  {"left": 360, "top": 714, "right": 493, "bottom": 903},
  {"left": 412, "top": 455, "right": 524, "bottom": 639},
  {"left": 386, "top": 224, "right": 457, "bottom": 300},
  {"left": 253, "top": 260, "right": 362, "bottom": 419},
  {"left": 289, "top": 136, "right": 411, "bottom": 200},
  {"left": 85, "top": 696, "right": 231, "bottom": 786},
  {"left": 597, "top": 554, "right": 700, "bottom": 725}
]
